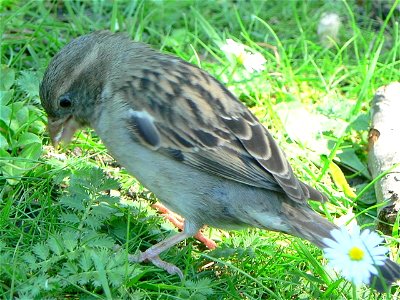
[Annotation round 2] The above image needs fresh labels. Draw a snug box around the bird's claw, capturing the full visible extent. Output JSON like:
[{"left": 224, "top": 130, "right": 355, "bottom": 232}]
[{"left": 129, "top": 251, "right": 184, "bottom": 280}]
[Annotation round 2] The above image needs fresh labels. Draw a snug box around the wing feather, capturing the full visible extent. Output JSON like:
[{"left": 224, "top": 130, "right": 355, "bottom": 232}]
[{"left": 120, "top": 52, "right": 326, "bottom": 203}]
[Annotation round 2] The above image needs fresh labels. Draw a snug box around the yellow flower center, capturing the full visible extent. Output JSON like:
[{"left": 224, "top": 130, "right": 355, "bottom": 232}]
[{"left": 348, "top": 246, "right": 365, "bottom": 261}]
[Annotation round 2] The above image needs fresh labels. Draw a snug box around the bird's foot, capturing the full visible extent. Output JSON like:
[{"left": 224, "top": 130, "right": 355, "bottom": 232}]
[{"left": 129, "top": 251, "right": 183, "bottom": 280}]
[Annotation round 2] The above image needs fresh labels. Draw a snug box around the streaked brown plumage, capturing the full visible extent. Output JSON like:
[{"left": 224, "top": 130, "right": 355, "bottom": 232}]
[{"left": 40, "top": 31, "right": 399, "bottom": 291}]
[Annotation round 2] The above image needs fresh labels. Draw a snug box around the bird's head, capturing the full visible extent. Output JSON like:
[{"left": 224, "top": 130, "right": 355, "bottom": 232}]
[{"left": 39, "top": 31, "right": 125, "bottom": 146}]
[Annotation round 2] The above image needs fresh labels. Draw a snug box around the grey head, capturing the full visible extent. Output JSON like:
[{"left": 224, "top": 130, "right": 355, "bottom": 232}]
[{"left": 39, "top": 31, "right": 146, "bottom": 144}]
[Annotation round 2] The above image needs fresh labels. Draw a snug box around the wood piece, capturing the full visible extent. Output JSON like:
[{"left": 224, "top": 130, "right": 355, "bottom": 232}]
[{"left": 368, "top": 82, "right": 400, "bottom": 235}]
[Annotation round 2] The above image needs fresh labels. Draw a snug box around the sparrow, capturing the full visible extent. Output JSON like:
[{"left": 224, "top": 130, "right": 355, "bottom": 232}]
[{"left": 40, "top": 30, "right": 400, "bottom": 291}]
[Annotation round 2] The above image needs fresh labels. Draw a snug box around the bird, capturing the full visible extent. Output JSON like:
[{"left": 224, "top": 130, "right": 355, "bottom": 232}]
[{"left": 40, "top": 30, "right": 400, "bottom": 291}]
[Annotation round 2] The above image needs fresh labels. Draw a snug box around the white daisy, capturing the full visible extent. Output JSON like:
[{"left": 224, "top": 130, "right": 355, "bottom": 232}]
[
  {"left": 241, "top": 52, "right": 266, "bottom": 73},
  {"left": 323, "top": 225, "right": 389, "bottom": 286},
  {"left": 220, "top": 39, "right": 266, "bottom": 73},
  {"left": 220, "top": 39, "right": 246, "bottom": 59}
]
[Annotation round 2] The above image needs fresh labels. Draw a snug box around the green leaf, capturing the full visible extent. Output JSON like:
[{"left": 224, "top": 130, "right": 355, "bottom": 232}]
[
  {"left": 108, "top": 267, "right": 125, "bottom": 287},
  {"left": 349, "top": 113, "right": 369, "bottom": 131},
  {"left": 100, "top": 177, "right": 120, "bottom": 191},
  {"left": 3, "top": 102, "right": 29, "bottom": 134},
  {"left": 96, "top": 194, "right": 120, "bottom": 205},
  {"left": 67, "top": 185, "right": 89, "bottom": 202},
  {"left": 85, "top": 215, "right": 103, "bottom": 230},
  {"left": 62, "top": 230, "right": 79, "bottom": 252},
  {"left": 60, "top": 195, "right": 85, "bottom": 211},
  {"left": 47, "top": 235, "right": 64, "bottom": 256},
  {"left": 91, "top": 250, "right": 113, "bottom": 299},
  {"left": 2, "top": 152, "right": 42, "bottom": 182},
  {"left": 0, "top": 105, "right": 12, "bottom": 123},
  {"left": 33, "top": 243, "right": 50, "bottom": 261},
  {"left": 22, "top": 253, "right": 38, "bottom": 270},
  {"left": 354, "top": 183, "right": 376, "bottom": 205},
  {"left": 336, "top": 148, "right": 370, "bottom": 179},
  {"left": 77, "top": 273, "right": 91, "bottom": 286},
  {"left": 0, "top": 157, "right": 38, "bottom": 182},
  {"left": 0, "top": 149, "right": 11, "bottom": 171},
  {"left": 0, "top": 90, "right": 14, "bottom": 106},
  {"left": 91, "top": 204, "right": 116, "bottom": 219},
  {"left": 82, "top": 232, "right": 115, "bottom": 249},
  {"left": 1, "top": 151, "right": 41, "bottom": 184},
  {"left": 14, "top": 103, "right": 30, "bottom": 127},
  {"left": 17, "top": 132, "right": 41, "bottom": 147},
  {"left": 79, "top": 251, "right": 93, "bottom": 272},
  {"left": 185, "top": 278, "right": 214, "bottom": 296},
  {"left": 60, "top": 260, "right": 79, "bottom": 277},
  {"left": 91, "top": 168, "right": 110, "bottom": 191},
  {"left": 0, "top": 134, "right": 8, "bottom": 149},
  {"left": 0, "top": 65, "right": 15, "bottom": 90},
  {"left": 16, "top": 70, "right": 40, "bottom": 99},
  {"left": 60, "top": 212, "right": 81, "bottom": 224},
  {"left": 19, "top": 142, "right": 42, "bottom": 166}
]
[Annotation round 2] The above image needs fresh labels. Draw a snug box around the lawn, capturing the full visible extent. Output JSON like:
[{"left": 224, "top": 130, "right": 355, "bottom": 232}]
[{"left": 1, "top": 0, "right": 399, "bottom": 299}]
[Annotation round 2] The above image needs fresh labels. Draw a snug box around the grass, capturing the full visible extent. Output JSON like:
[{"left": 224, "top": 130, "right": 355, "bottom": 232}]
[{"left": 1, "top": 0, "right": 400, "bottom": 298}]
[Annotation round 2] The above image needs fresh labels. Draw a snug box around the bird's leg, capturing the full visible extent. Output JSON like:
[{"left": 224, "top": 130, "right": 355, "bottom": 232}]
[
  {"left": 151, "top": 202, "right": 185, "bottom": 226},
  {"left": 193, "top": 230, "right": 217, "bottom": 250},
  {"left": 152, "top": 202, "right": 217, "bottom": 249},
  {"left": 129, "top": 220, "right": 201, "bottom": 279}
]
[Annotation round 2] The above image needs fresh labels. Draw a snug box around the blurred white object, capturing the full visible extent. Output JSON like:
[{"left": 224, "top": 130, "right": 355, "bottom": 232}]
[
  {"left": 317, "top": 13, "right": 341, "bottom": 48},
  {"left": 220, "top": 39, "right": 266, "bottom": 73}
]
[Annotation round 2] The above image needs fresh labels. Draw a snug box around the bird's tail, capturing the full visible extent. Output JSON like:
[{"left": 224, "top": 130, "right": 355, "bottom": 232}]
[{"left": 286, "top": 206, "right": 400, "bottom": 292}]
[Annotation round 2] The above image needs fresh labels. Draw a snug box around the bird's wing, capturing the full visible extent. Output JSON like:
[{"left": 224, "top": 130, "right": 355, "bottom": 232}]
[{"left": 119, "top": 56, "right": 326, "bottom": 203}]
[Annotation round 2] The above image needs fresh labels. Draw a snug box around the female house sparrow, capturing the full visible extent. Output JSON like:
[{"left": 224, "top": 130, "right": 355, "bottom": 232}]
[{"left": 40, "top": 31, "right": 399, "bottom": 290}]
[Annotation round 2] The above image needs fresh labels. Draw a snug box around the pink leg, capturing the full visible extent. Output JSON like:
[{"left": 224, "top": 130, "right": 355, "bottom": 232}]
[
  {"left": 129, "top": 220, "right": 201, "bottom": 279},
  {"left": 152, "top": 203, "right": 217, "bottom": 249}
]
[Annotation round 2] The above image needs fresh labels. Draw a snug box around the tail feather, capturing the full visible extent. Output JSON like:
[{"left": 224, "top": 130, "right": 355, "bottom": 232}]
[
  {"left": 286, "top": 207, "right": 400, "bottom": 291},
  {"left": 285, "top": 206, "right": 337, "bottom": 249},
  {"left": 300, "top": 182, "right": 328, "bottom": 203}
]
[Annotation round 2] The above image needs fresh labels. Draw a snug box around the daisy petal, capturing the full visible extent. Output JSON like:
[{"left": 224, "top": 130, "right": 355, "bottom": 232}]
[{"left": 323, "top": 225, "right": 390, "bottom": 287}]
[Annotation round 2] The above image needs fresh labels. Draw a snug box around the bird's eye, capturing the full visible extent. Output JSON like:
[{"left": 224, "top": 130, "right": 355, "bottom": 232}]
[{"left": 59, "top": 95, "right": 72, "bottom": 108}]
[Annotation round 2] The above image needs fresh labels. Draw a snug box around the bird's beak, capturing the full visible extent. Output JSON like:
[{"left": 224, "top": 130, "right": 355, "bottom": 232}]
[{"left": 48, "top": 116, "right": 81, "bottom": 147}]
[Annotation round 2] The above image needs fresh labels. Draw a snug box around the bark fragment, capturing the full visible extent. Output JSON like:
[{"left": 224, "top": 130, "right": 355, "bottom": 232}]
[{"left": 368, "top": 82, "right": 400, "bottom": 234}]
